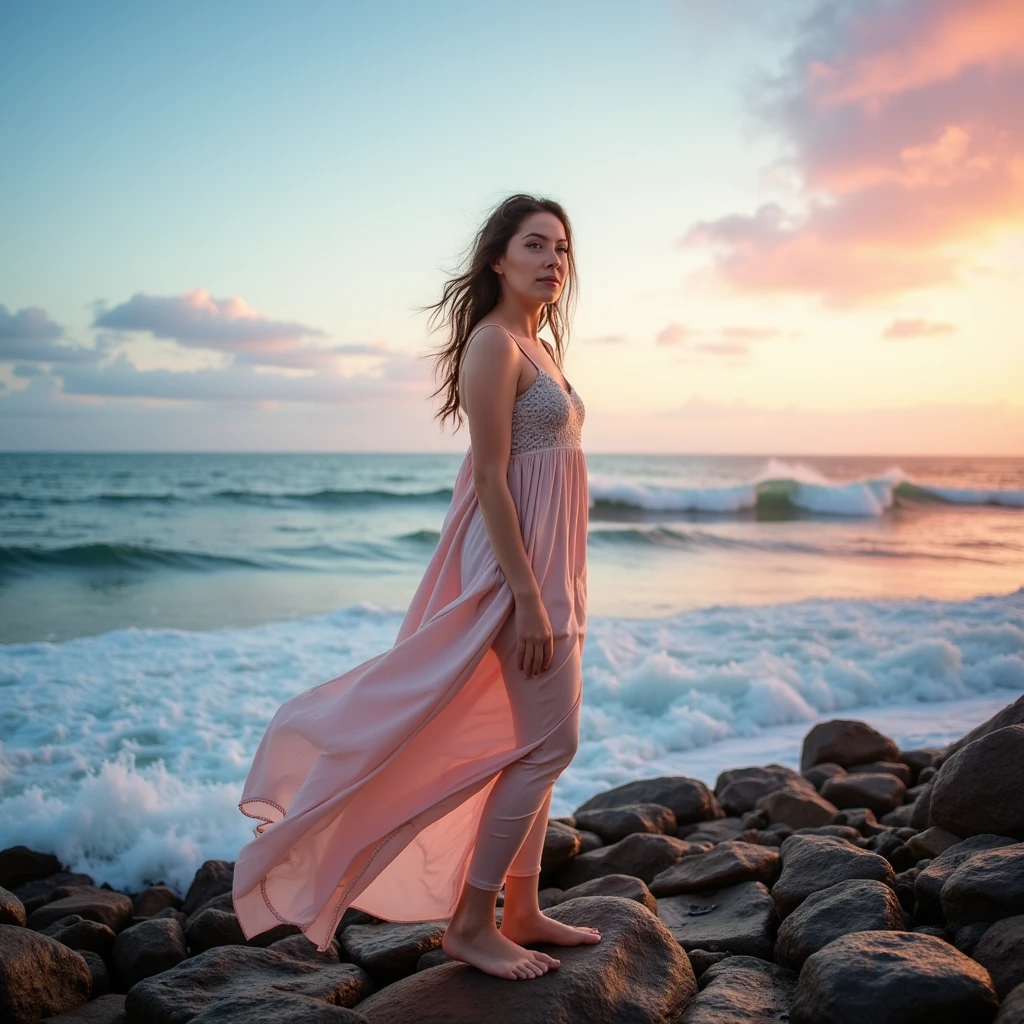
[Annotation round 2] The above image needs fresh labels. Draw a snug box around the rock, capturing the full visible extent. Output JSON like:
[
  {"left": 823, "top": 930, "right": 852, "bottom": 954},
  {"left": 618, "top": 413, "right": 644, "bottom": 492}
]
[
  {"left": 649, "top": 841, "right": 779, "bottom": 897},
  {"left": 572, "top": 803, "right": 676, "bottom": 843},
  {"left": 10, "top": 873, "right": 94, "bottom": 917},
  {"left": 714, "top": 765, "right": 805, "bottom": 815},
  {"left": 830, "top": 806, "right": 889, "bottom": 836},
  {"left": 789, "top": 930, "right": 997, "bottom": 1024},
  {"left": 188, "top": 994, "right": 371, "bottom": 1021},
  {"left": 547, "top": 873, "right": 658, "bottom": 914},
  {"left": 954, "top": 920, "right": 990, "bottom": 954},
  {"left": 539, "top": 820, "right": 581, "bottom": 872},
  {"left": 574, "top": 776, "right": 721, "bottom": 826},
  {"left": 39, "top": 991, "right": 125, "bottom": 1022},
  {"left": 269, "top": 932, "right": 343, "bottom": 964},
  {"left": 680, "top": 955, "right": 798, "bottom": 1024},
  {"left": 972, "top": 916, "right": 1024, "bottom": 999},
  {"left": 27, "top": 888, "right": 134, "bottom": 935},
  {"left": 184, "top": 906, "right": 248, "bottom": 952},
  {"left": 76, "top": 949, "right": 110, "bottom": 1000},
  {"left": 575, "top": 830, "right": 602, "bottom": 854},
  {"left": 930, "top": 726, "right": 1024, "bottom": 840},
  {"left": 905, "top": 826, "right": 962, "bottom": 860},
  {"left": 919, "top": 765, "right": 937, "bottom": 783},
  {"left": 821, "top": 773, "right": 907, "bottom": 816},
  {"left": 356, "top": 896, "right": 697, "bottom": 1023},
  {"left": 938, "top": 694, "right": 1024, "bottom": 767},
  {"left": 755, "top": 784, "right": 839, "bottom": 830},
  {"left": 0, "top": 924, "right": 92, "bottom": 1024},
  {"left": 801, "top": 762, "right": 848, "bottom": 790},
  {"left": 941, "top": 844, "right": 1024, "bottom": 931},
  {"left": 658, "top": 881, "right": 778, "bottom": 958},
  {"left": 339, "top": 919, "right": 447, "bottom": 985},
  {"left": 125, "top": 945, "right": 373, "bottom": 1022},
  {"left": 848, "top": 760, "right": 912, "bottom": 785},
  {"left": 111, "top": 916, "right": 188, "bottom": 988},
  {"left": 131, "top": 885, "right": 181, "bottom": 919},
  {"left": 914, "top": 834, "right": 1017, "bottom": 922},
  {"left": 40, "top": 916, "right": 117, "bottom": 959},
  {"left": 0, "top": 846, "right": 63, "bottom": 891},
  {"left": 775, "top": 878, "right": 905, "bottom": 970},
  {"left": 899, "top": 748, "right": 944, "bottom": 784},
  {"left": 678, "top": 818, "right": 747, "bottom": 844},
  {"left": 801, "top": 720, "right": 899, "bottom": 772},
  {"left": 556, "top": 831, "right": 698, "bottom": 888},
  {"left": 180, "top": 859, "right": 234, "bottom": 917},
  {"left": 687, "top": 949, "right": 733, "bottom": 978},
  {"left": 771, "top": 834, "right": 895, "bottom": 920},
  {"left": 910, "top": 780, "right": 933, "bottom": 829},
  {"left": 792, "top": 824, "right": 862, "bottom": 842},
  {"left": 996, "top": 982, "right": 1024, "bottom": 1023},
  {"left": 0, "top": 885, "right": 26, "bottom": 927}
]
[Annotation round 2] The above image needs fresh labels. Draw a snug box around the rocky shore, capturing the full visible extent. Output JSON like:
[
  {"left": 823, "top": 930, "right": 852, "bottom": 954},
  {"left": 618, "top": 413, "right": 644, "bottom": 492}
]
[{"left": 2, "top": 695, "right": 1023, "bottom": 1023}]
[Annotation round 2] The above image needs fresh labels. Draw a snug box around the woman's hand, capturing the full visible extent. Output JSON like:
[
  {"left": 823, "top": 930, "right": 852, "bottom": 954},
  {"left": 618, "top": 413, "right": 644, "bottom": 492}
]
[{"left": 514, "top": 589, "right": 554, "bottom": 677}]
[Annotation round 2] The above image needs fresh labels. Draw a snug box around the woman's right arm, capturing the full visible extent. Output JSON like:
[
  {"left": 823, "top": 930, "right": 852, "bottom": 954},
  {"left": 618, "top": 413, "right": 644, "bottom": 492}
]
[{"left": 460, "top": 327, "right": 553, "bottom": 678}]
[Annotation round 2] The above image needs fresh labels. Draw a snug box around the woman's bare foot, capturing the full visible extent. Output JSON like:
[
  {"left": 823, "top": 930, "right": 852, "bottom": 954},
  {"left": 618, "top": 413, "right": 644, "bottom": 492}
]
[
  {"left": 441, "top": 920, "right": 561, "bottom": 980},
  {"left": 500, "top": 910, "right": 602, "bottom": 948}
]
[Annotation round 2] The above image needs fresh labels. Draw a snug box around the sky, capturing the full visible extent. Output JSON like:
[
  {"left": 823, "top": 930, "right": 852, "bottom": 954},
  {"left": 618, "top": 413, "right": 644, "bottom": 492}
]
[{"left": 2, "top": 0, "right": 1022, "bottom": 455}]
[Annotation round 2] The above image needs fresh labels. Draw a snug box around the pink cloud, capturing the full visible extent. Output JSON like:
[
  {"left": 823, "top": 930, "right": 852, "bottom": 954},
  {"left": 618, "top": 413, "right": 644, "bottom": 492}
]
[
  {"left": 883, "top": 318, "right": 957, "bottom": 339},
  {"left": 681, "top": 0, "right": 1024, "bottom": 304}
]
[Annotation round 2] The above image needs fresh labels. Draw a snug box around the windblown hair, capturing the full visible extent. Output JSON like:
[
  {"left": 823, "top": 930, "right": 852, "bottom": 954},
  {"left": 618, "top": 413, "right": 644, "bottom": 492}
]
[{"left": 417, "top": 193, "right": 579, "bottom": 432}]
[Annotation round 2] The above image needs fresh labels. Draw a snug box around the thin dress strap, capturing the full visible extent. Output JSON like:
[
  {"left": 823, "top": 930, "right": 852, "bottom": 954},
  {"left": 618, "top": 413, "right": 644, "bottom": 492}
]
[{"left": 464, "top": 324, "right": 539, "bottom": 371}]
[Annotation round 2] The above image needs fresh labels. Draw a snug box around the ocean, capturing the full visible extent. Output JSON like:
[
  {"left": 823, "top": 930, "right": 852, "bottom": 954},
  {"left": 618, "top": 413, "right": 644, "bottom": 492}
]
[{"left": 1, "top": 450, "right": 1022, "bottom": 896}]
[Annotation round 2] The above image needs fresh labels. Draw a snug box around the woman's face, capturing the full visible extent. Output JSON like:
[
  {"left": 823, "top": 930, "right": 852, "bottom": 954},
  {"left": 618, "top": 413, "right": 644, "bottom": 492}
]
[{"left": 494, "top": 211, "right": 568, "bottom": 305}]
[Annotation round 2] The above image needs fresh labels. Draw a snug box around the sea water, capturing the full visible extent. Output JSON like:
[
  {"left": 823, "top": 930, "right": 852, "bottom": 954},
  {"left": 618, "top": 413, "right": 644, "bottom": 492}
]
[{"left": 1, "top": 451, "right": 1022, "bottom": 896}]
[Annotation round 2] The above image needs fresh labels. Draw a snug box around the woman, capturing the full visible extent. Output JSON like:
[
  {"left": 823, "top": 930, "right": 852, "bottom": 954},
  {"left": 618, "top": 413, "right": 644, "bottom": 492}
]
[{"left": 232, "top": 193, "right": 598, "bottom": 981}]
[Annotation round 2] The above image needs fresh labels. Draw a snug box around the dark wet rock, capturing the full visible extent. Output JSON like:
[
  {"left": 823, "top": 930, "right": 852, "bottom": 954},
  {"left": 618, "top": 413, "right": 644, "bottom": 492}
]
[
  {"left": 749, "top": 829, "right": 785, "bottom": 847},
  {"left": 339, "top": 919, "right": 447, "bottom": 985},
  {"left": 0, "top": 885, "right": 26, "bottom": 927},
  {"left": 801, "top": 762, "right": 847, "bottom": 790},
  {"left": 680, "top": 955, "right": 798, "bottom": 1024},
  {"left": 996, "top": 982, "right": 1024, "bottom": 1023},
  {"left": 938, "top": 693, "right": 1024, "bottom": 768},
  {"left": 572, "top": 802, "right": 676, "bottom": 843},
  {"left": 941, "top": 844, "right": 1024, "bottom": 931},
  {"left": 755, "top": 783, "right": 839, "bottom": 830},
  {"left": 899, "top": 748, "right": 944, "bottom": 784},
  {"left": 649, "top": 841, "right": 779, "bottom": 897},
  {"left": 739, "top": 810, "right": 770, "bottom": 830},
  {"left": 914, "top": 834, "right": 1018, "bottom": 922},
  {"left": 575, "top": 775, "right": 721, "bottom": 826},
  {"left": 678, "top": 817, "right": 747, "bottom": 844},
  {"left": 687, "top": 949, "right": 733, "bottom": 978},
  {"left": 775, "top": 878, "right": 905, "bottom": 970},
  {"left": 575, "top": 829, "right": 602, "bottom": 854},
  {"left": 919, "top": 765, "right": 938, "bottom": 783},
  {"left": 556, "top": 831, "right": 698, "bottom": 887},
  {"left": 772, "top": 834, "right": 896, "bottom": 920},
  {"left": 125, "top": 944, "right": 373, "bottom": 1022},
  {"left": 547, "top": 872, "right": 658, "bottom": 913},
  {"left": 111, "top": 916, "right": 188, "bottom": 988},
  {"left": 792, "top": 824, "right": 862, "bottom": 842},
  {"left": 183, "top": 905, "right": 247, "bottom": 952},
  {"left": 905, "top": 825, "right": 962, "bottom": 860},
  {"left": 130, "top": 885, "right": 181, "bottom": 919},
  {"left": 357, "top": 896, "right": 697, "bottom": 1024},
  {"left": 658, "top": 881, "right": 778, "bottom": 958},
  {"left": 821, "top": 772, "right": 907, "bottom": 816},
  {"left": 77, "top": 949, "right": 110, "bottom": 999},
  {"left": 550, "top": 814, "right": 576, "bottom": 827},
  {"left": 930, "top": 726, "right": 1024, "bottom": 840},
  {"left": 909, "top": 780, "right": 933, "bottom": 829},
  {"left": 893, "top": 870, "right": 919, "bottom": 913},
  {"left": 39, "top": 991, "right": 125, "bottom": 1023},
  {"left": 0, "top": 924, "right": 92, "bottom": 1023},
  {"left": 801, "top": 719, "right": 900, "bottom": 772},
  {"left": 269, "top": 932, "right": 343, "bottom": 964},
  {"left": 954, "top": 920, "right": 991, "bottom": 955},
  {"left": 180, "top": 859, "right": 234, "bottom": 917},
  {"left": 40, "top": 915, "right": 117, "bottom": 959},
  {"left": 714, "top": 765, "right": 805, "bottom": 816},
  {"left": 848, "top": 760, "right": 912, "bottom": 785},
  {"left": 914, "top": 923, "right": 949, "bottom": 939},
  {"left": 10, "top": 872, "right": 94, "bottom": 917},
  {"left": 789, "top": 930, "right": 997, "bottom": 1024},
  {"left": 188, "top": 993, "right": 370, "bottom": 1022},
  {"left": 830, "top": 806, "right": 891, "bottom": 837},
  {"left": 539, "top": 819, "right": 581, "bottom": 872},
  {"left": 0, "top": 846, "right": 63, "bottom": 891},
  {"left": 880, "top": 803, "right": 916, "bottom": 827},
  {"left": 972, "top": 916, "right": 1024, "bottom": 999},
  {"left": 27, "top": 888, "right": 134, "bottom": 934}
]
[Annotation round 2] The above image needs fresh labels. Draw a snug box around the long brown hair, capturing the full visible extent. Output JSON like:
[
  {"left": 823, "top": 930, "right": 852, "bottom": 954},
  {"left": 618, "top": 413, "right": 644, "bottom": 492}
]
[{"left": 417, "top": 193, "right": 579, "bottom": 432}]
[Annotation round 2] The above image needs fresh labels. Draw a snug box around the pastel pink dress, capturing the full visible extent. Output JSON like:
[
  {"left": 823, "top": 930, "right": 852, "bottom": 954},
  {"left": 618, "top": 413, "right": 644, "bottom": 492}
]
[{"left": 232, "top": 339, "right": 588, "bottom": 952}]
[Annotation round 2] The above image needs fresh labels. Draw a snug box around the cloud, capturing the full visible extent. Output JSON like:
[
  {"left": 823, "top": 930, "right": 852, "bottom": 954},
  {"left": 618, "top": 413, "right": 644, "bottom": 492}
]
[
  {"left": 680, "top": 0, "right": 1024, "bottom": 305},
  {"left": 656, "top": 322, "right": 787, "bottom": 357},
  {"left": 0, "top": 303, "right": 107, "bottom": 363},
  {"left": 883, "top": 317, "right": 957, "bottom": 339},
  {"left": 585, "top": 334, "right": 628, "bottom": 345}
]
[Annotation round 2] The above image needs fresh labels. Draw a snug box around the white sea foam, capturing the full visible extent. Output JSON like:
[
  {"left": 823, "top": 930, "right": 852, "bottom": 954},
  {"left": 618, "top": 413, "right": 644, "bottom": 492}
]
[{"left": 0, "top": 588, "right": 1021, "bottom": 898}]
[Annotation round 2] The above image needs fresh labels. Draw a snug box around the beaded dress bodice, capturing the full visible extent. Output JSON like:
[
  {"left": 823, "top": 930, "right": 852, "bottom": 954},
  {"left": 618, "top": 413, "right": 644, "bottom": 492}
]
[{"left": 509, "top": 365, "right": 586, "bottom": 457}]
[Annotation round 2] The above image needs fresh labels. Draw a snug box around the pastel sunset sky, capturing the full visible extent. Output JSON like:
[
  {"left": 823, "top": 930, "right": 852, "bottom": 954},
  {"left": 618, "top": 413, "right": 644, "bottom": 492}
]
[{"left": 2, "top": 0, "right": 1022, "bottom": 454}]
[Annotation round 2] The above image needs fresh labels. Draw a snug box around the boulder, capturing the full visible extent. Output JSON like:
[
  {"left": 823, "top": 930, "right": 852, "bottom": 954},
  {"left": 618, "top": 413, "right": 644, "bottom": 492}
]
[
  {"left": 789, "top": 930, "right": 997, "bottom": 1024},
  {"left": 339, "top": 919, "right": 447, "bottom": 985},
  {"left": 111, "top": 916, "right": 188, "bottom": 988},
  {"left": 995, "top": 982, "right": 1024, "bottom": 1024},
  {"left": 556, "top": 831, "right": 698, "bottom": 888},
  {"left": 188, "top": 994, "right": 370, "bottom": 1021},
  {"left": 755, "top": 785, "right": 839, "bottom": 830},
  {"left": 180, "top": 859, "right": 235, "bottom": 916},
  {"left": 658, "top": 881, "right": 778, "bottom": 958},
  {"left": 40, "top": 915, "right": 117, "bottom": 959},
  {"left": 972, "top": 916, "right": 1024, "bottom": 999},
  {"left": 649, "top": 841, "right": 779, "bottom": 897},
  {"left": 801, "top": 762, "right": 847, "bottom": 791},
  {"left": 356, "top": 896, "right": 697, "bottom": 1023},
  {"left": 940, "top": 844, "right": 1024, "bottom": 931},
  {"left": 714, "top": 766, "right": 804, "bottom": 816},
  {"left": 124, "top": 944, "right": 373, "bottom": 1022},
  {"left": 848, "top": 760, "right": 912, "bottom": 785},
  {"left": 37, "top": 992, "right": 126, "bottom": 1023},
  {"left": 0, "top": 886, "right": 26, "bottom": 928},
  {"left": 914, "top": 834, "right": 1017, "bottom": 922},
  {"left": 929, "top": 726, "right": 1024, "bottom": 840},
  {"left": 572, "top": 803, "right": 676, "bottom": 843},
  {"left": 800, "top": 720, "right": 899, "bottom": 772},
  {"left": 546, "top": 873, "right": 658, "bottom": 914},
  {"left": 679, "top": 818, "right": 747, "bottom": 844},
  {"left": 821, "top": 773, "right": 907, "bottom": 816},
  {"left": 771, "top": 834, "right": 895, "bottom": 920},
  {"left": 574, "top": 776, "right": 721, "bottom": 826},
  {"left": 679, "top": 955, "right": 798, "bottom": 1023},
  {"left": 540, "top": 820, "right": 581, "bottom": 872},
  {"left": 0, "top": 846, "right": 63, "bottom": 890},
  {"left": 905, "top": 826, "right": 962, "bottom": 861},
  {"left": 9, "top": 872, "right": 94, "bottom": 917},
  {"left": 938, "top": 694, "right": 1024, "bottom": 767},
  {"left": 131, "top": 885, "right": 182, "bottom": 919},
  {"left": 26, "top": 888, "right": 134, "bottom": 934},
  {"left": 775, "top": 878, "right": 905, "bottom": 970},
  {"left": 0, "top": 924, "right": 92, "bottom": 1024},
  {"left": 687, "top": 949, "right": 733, "bottom": 979}
]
